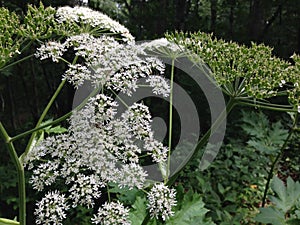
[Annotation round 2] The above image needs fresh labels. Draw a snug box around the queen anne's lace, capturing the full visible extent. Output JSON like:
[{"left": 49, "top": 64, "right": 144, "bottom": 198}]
[{"left": 34, "top": 41, "right": 66, "bottom": 63}]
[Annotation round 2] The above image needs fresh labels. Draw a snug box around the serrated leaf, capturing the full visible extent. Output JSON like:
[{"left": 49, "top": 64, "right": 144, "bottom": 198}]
[
  {"left": 166, "top": 191, "right": 215, "bottom": 225},
  {"left": 129, "top": 196, "right": 147, "bottom": 225},
  {"left": 286, "top": 177, "right": 300, "bottom": 202},
  {"left": 255, "top": 176, "right": 300, "bottom": 224},
  {"left": 269, "top": 176, "right": 300, "bottom": 213},
  {"left": 271, "top": 176, "right": 287, "bottom": 204},
  {"left": 255, "top": 207, "right": 286, "bottom": 225}
]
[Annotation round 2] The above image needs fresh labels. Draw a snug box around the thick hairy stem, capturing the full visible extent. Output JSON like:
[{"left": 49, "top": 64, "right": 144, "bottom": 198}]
[
  {"left": 0, "top": 123, "right": 26, "bottom": 225},
  {"left": 261, "top": 113, "right": 299, "bottom": 207}
]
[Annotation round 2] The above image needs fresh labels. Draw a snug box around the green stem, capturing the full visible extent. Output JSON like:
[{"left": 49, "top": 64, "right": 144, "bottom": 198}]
[
  {"left": 238, "top": 100, "right": 296, "bottom": 112},
  {"left": 0, "top": 123, "right": 26, "bottom": 225},
  {"left": 11, "top": 112, "right": 71, "bottom": 143},
  {"left": 169, "top": 97, "right": 236, "bottom": 185},
  {"left": 240, "top": 98, "right": 294, "bottom": 108},
  {"left": 166, "top": 58, "right": 175, "bottom": 183},
  {"left": 261, "top": 113, "right": 299, "bottom": 207},
  {"left": 141, "top": 98, "right": 236, "bottom": 225},
  {"left": 0, "top": 54, "right": 34, "bottom": 72},
  {"left": 11, "top": 85, "right": 100, "bottom": 143},
  {"left": 110, "top": 89, "right": 129, "bottom": 108},
  {"left": 21, "top": 79, "right": 67, "bottom": 161},
  {"left": 107, "top": 186, "right": 111, "bottom": 203}
]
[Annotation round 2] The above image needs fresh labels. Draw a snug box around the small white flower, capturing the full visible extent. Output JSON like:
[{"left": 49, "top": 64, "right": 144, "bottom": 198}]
[
  {"left": 117, "top": 163, "right": 147, "bottom": 189},
  {"left": 146, "top": 75, "right": 170, "bottom": 97},
  {"left": 30, "top": 160, "right": 60, "bottom": 191},
  {"left": 56, "top": 6, "right": 134, "bottom": 42},
  {"left": 121, "top": 103, "right": 152, "bottom": 139},
  {"left": 69, "top": 174, "right": 104, "bottom": 208},
  {"left": 35, "top": 41, "right": 66, "bottom": 62},
  {"left": 35, "top": 190, "right": 69, "bottom": 225},
  {"left": 91, "top": 201, "right": 130, "bottom": 225},
  {"left": 144, "top": 136, "right": 168, "bottom": 163},
  {"left": 298, "top": 105, "right": 300, "bottom": 113},
  {"left": 63, "top": 64, "right": 91, "bottom": 88},
  {"left": 147, "top": 183, "right": 177, "bottom": 221},
  {"left": 141, "top": 38, "right": 182, "bottom": 54},
  {"left": 279, "top": 79, "right": 286, "bottom": 87}
]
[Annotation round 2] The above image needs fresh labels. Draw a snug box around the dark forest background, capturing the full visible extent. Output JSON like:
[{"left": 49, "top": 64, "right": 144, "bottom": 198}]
[{"left": 0, "top": 0, "right": 299, "bottom": 131}]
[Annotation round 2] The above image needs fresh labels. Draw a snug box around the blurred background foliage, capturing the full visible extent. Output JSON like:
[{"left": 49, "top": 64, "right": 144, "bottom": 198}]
[{"left": 0, "top": 0, "right": 299, "bottom": 224}]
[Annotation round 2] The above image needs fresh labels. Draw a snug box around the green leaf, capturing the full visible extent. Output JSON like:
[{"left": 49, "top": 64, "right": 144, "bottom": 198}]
[
  {"left": 0, "top": 218, "right": 19, "bottom": 225},
  {"left": 166, "top": 191, "right": 215, "bottom": 225},
  {"left": 287, "top": 219, "right": 300, "bottom": 225},
  {"left": 269, "top": 176, "right": 300, "bottom": 213},
  {"left": 255, "top": 176, "right": 300, "bottom": 224},
  {"left": 271, "top": 176, "right": 287, "bottom": 206},
  {"left": 255, "top": 208, "right": 286, "bottom": 225},
  {"left": 129, "top": 196, "right": 147, "bottom": 225},
  {"left": 109, "top": 183, "right": 140, "bottom": 205},
  {"left": 46, "top": 125, "right": 68, "bottom": 134}
]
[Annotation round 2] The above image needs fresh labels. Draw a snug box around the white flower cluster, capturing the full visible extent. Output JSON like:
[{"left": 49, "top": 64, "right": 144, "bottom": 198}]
[
  {"left": 140, "top": 38, "right": 183, "bottom": 57},
  {"left": 35, "top": 190, "right": 69, "bottom": 225},
  {"left": 30, "top": 7, "right": 177, "bottom": 224},
  {"left": 68, "top": 174, "right": 104, "bottom": 208},
  {"left": 56, "top": 6, "right": 134, "bottom": 42},
  {"left": 35, "top": 33, "right": 169, "bottom": 96},
  {"left": 91, "top": 201, "right": 130, "bottom": 225},
  {"left": 146, "top": 75, "right": 170, "bottom": 97},
  {"left": 63, "top": 64, "right": 91, "bottom": 87},
  {"left": 144, "top": 136, "right": 168, "bottom": 163},
  {"left": 147, "top": 183, "right": 177, "bottom": 221},
  {"left": 34, "top": 41, "right": 66, "bottom": 63},
  {"left": 25, "top": 93, "right": 171, "bottom": 223}
]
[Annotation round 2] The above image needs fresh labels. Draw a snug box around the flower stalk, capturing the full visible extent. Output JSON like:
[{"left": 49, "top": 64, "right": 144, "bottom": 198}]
[{"left": 0, "top": 123, "right": 26, "bottom": 225}]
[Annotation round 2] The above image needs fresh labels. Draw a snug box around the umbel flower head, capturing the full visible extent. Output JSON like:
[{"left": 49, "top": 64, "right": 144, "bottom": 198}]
[
  {"left": 27, "top": 5, "right": 174, "bottom": 224},
  {"left": 91, "top": 201, "right": 130, "bottom": 225},
  {"left": 35, "top": 190, "right": 69, "bottom": 225},
  {"left": 35, "top": 32, "right": 169, "bottom": 96},
  {"left": 147, "top": 183, "right": 177, "bottom": 221},
  {"left": 24, "top": 93, "right": 170, "bottom": 223},
  {"left": 168, "top": 32, "right": 300, "bottom": 111},
  {"left": 56, "top": 6, "right": 134, "bottom": 42}
]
